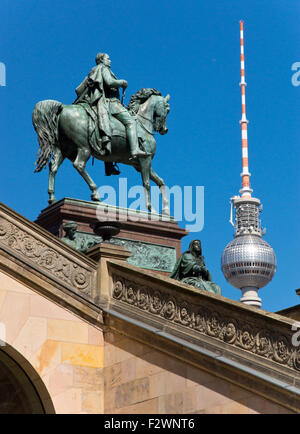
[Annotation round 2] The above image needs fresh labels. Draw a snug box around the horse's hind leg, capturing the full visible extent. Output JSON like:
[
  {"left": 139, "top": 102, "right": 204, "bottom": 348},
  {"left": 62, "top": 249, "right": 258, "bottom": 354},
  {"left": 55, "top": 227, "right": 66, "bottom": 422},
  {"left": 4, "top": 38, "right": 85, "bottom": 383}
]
[
  {"left": 73, "top": 149, "right": 100, "bottom": 201},
  {"left": 48, "top": 148, "right": 64, "bottom": 204}
]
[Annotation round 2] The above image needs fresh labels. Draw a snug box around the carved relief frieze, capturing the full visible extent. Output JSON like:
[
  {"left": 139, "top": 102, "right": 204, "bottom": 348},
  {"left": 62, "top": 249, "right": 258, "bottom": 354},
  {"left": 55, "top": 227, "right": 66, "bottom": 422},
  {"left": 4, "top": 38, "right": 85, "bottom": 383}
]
[
  {"left": 112, "top": 275, "right": 300, "bottom": 372},
  {"left": 0, "top": 217, "right": 95, "bottom": 297}
]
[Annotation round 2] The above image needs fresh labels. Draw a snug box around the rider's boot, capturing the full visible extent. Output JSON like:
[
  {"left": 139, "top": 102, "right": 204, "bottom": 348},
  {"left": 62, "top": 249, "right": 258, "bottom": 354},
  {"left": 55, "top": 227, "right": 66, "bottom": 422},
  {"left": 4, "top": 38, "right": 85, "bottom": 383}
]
[{"left": 126, "top": 123, "right": 151, "bottom": 159}]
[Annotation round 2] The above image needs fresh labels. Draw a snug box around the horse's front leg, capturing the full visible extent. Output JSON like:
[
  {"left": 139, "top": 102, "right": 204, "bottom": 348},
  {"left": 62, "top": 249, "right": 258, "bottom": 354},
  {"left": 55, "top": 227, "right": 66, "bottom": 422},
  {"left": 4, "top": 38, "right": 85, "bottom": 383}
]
[
  {"left": 150, "top": 168, "right": 170, "bottom": 215},
  {"left": 48, "top": 148, "right": 64, "bottom": 204},
  {"left": 139, "top": 157, "right": 152, "bottom": 212},
  {"left": 73, "top": 149, "right": 100, "bottom": 201}
]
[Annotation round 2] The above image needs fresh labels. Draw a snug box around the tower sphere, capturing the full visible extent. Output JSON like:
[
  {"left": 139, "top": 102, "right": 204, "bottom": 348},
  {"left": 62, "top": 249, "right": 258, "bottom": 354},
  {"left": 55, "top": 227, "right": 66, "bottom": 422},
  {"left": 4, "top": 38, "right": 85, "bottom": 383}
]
[{"left": 221, "top": 235, "right": 276, "bottom": 290}]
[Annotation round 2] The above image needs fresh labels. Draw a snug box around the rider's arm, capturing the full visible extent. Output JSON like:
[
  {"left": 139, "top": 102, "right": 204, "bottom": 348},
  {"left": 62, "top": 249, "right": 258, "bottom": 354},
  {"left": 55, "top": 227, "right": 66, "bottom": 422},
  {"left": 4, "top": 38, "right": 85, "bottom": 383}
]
[
  {"left": 75, "top": 76, "right": 88, "bottom": 96},
  {"left": 102, "top": 67, "right": 125, "bottom": 89}
]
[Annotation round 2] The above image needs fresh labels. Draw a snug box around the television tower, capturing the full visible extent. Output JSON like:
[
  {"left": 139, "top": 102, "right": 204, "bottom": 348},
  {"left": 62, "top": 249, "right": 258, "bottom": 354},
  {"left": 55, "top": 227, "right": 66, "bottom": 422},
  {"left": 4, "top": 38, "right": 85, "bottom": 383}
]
[{"left": 221, "top": 21, "right": 276, "bottom": 308}]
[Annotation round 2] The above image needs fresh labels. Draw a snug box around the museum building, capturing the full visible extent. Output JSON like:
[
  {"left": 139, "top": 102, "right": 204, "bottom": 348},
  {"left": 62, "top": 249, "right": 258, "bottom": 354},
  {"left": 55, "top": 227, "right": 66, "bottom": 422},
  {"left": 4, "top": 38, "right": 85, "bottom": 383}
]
[{"left": 0, "top": 197, "right": 299, "bottom": 414}]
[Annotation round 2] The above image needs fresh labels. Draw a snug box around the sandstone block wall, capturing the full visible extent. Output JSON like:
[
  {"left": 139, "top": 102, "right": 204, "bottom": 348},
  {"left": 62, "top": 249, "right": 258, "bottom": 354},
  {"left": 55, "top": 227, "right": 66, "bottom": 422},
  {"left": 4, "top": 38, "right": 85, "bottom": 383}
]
[
  {"left": 103, "top": 332, "right": 293, "bottom": 414},
  {"left": 0, "top": 271, "right": 104, "bottom": 414},
  {"left": 0, "top": 270, "right": 295, "bottom": 414}
]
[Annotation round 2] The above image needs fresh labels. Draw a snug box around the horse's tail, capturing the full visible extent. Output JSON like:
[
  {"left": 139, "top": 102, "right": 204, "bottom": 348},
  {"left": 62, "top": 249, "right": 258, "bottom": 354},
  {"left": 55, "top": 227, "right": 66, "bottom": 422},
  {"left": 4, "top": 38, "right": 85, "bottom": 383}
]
[{"left": 32, "top": 99, "right": 63, "bottom": 172}]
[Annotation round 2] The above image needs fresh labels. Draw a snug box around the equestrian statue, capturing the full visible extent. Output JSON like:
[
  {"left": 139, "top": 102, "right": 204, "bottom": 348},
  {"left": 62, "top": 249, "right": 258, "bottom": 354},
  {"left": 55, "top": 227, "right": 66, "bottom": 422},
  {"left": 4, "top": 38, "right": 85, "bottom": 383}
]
[{"left": 32, "top": 52, "right": 171, "bottom": 214}]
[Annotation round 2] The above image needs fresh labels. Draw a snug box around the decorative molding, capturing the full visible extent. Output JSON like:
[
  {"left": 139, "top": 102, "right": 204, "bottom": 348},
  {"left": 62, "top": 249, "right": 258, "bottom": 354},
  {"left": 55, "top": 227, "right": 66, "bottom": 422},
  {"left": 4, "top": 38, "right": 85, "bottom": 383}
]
[
  {"left": 0, "top": 217, "right": 95, "bottom": 297},
  {"left": 112, "top": 276, "right": 300, "bottom": 372}
]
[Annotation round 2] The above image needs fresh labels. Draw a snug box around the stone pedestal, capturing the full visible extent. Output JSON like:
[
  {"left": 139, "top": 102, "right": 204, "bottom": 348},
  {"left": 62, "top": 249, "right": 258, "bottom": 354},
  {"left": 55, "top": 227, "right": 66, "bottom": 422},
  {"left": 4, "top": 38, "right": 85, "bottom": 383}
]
[{"left": 35, "top": 198, "right": 188, "bottom": 274}]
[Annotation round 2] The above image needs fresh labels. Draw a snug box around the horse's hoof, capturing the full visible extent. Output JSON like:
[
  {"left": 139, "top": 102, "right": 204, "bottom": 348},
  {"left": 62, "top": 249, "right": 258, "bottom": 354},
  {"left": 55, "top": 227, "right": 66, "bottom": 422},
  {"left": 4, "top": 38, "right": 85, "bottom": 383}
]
[
  {"left": 91, "top": 193, "right": 100, "bottom": 202},
  {"left": 162, "top": 207, "right": 170, "bottom": 216},
  {"left": 48, "top": 198, "right": 57, "bottom": 205}
]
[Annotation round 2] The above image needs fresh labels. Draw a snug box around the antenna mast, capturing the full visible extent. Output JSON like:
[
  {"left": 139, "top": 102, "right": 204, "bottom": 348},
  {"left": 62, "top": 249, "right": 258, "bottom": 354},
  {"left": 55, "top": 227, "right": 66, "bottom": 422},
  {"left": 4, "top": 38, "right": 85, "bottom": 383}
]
[{"left": 239, "top": 20, "right": 252, "bottom": 198}]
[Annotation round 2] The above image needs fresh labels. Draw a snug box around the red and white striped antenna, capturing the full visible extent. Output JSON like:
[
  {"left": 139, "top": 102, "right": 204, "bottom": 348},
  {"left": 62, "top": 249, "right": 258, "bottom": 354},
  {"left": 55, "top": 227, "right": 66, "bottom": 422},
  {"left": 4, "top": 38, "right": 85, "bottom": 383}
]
[{"left": 239, "top": 20, "right": 253, "bottom": 198}]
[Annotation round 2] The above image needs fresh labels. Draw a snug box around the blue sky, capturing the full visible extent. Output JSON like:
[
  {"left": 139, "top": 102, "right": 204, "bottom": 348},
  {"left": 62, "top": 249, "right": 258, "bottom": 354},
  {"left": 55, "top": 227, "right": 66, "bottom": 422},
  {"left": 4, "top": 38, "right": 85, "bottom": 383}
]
[{"left": 1, "top": 0, "right": 299, "bottom": 312}]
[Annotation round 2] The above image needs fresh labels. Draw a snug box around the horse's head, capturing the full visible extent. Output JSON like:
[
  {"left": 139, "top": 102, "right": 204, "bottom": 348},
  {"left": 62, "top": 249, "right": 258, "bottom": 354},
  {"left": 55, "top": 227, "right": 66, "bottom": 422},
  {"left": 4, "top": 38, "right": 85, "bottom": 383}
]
[
  {"left": 129, "top": 89, "right": 170, "bottom": 135},
  {"left": 153, "top": 94, "right": 170, "bottom": 135}
]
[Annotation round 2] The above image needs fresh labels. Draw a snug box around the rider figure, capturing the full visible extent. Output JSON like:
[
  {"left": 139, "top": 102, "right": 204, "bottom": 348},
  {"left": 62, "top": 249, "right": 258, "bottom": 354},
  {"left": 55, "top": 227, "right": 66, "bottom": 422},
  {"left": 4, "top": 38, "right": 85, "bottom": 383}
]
[{"left": 74, "top": 52, "right": 149, "bottom": 163}]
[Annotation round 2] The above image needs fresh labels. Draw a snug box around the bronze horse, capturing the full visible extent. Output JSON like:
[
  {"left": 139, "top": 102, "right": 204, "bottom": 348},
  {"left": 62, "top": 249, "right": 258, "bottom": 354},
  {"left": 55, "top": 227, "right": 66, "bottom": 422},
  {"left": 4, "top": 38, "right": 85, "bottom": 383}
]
[{"left": 32, "top": 89, "right": 171, "bottom": 214}]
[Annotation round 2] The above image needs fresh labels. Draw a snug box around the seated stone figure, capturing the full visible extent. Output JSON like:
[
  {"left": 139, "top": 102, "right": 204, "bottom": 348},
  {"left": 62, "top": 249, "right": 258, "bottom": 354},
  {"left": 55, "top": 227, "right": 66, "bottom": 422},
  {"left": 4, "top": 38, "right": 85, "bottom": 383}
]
[
  {"left": 170, "top": 240, "right": 221, "bottom": 295},
  {"left": 61, "top": 221, "right": 96, "bottom": 253}
]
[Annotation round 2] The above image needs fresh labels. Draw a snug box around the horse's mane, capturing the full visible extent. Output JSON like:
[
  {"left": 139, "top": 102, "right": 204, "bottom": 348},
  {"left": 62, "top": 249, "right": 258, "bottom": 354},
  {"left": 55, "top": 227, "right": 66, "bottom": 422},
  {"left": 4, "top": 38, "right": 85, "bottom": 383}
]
[{"left": 127, "top": 88, "right": 161, "bottom": 115}]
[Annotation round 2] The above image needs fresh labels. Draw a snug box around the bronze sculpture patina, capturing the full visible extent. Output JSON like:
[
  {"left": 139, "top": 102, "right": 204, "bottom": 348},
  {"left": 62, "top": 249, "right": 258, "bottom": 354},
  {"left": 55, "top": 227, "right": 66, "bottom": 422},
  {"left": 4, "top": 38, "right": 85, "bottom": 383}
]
[
  {"left": 170, "top": 240, "right": 221, "bottom": 295},
  {"left": 32, "top": 53, "right": 170, "bottom": 214},
  {"left": 61, "top": 221, "right": 96, "bottom": 253},
  {"left": 74, "top": 53, "right": 150, "bottom": 161}
]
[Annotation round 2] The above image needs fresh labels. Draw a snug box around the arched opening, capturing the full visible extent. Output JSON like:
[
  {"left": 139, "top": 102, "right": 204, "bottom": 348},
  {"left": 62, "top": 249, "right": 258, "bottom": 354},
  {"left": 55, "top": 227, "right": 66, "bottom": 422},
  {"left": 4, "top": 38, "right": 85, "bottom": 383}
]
[{"left": 0, "top": 345, "right": 55, "bottom": 414}]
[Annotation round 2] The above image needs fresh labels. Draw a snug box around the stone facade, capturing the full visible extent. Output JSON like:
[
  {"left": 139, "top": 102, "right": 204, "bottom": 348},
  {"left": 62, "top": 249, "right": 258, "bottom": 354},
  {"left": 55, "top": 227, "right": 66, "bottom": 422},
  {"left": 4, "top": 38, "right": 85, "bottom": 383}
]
[
  {"left": 0, "top": 271, "right": 104, "bottom": 414},
  {"left": 0, "top": 201, "right": 299, "bottom": 414},
  {"left": 103, "top": 332, "right": 292, "bottom": 414},
  {"left": 0, "top": 271, "right": 293, "bottom": 414}
]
